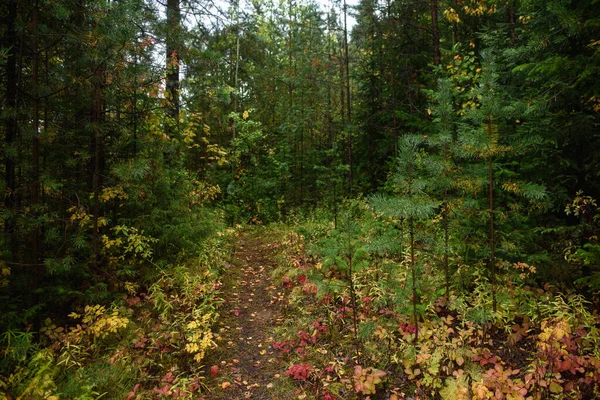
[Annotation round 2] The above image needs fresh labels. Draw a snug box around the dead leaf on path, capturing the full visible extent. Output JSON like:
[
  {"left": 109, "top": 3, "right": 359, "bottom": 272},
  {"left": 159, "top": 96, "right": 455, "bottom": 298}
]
[
  {"left": 221, "top": 382, "right": 231, "bottom": 389},
  {"left": 267, "top": 383, "right": 274, "bottom": 389}
]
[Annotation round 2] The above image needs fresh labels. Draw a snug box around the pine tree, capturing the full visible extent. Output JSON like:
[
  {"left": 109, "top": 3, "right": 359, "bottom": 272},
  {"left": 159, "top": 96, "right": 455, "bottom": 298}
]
[
  {"left": 457, "top": 50, "right": 545, "bottom": 312},
  {"left": 426, "top": 78, "right": 458, "bottom": 300},
  {"left": 371, "top": 134, "right": 439, "bottom": 342}
]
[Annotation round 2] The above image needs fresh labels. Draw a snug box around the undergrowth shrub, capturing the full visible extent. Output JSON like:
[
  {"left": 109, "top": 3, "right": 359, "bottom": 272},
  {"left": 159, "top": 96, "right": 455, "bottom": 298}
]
[
  {"left": 0, "top": 229, "right": 230, "bottom": 399},
  {"left": 268, "top": 206, "right": 600, "bottom": 400}
]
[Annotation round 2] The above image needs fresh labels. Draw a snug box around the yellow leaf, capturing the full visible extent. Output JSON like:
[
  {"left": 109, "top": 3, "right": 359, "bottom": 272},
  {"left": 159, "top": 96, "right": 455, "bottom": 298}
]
[
  {"left": 549, "top": 382, "right": 563, "bottom": 393},
  {"left": 221, "top": 382, "right": 231, "bottom": 389}
]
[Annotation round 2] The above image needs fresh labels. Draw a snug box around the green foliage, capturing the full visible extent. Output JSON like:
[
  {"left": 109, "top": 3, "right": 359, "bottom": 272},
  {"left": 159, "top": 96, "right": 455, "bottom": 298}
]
[{"left": 2, "top": 0, "right": 600, "bottom": 396}]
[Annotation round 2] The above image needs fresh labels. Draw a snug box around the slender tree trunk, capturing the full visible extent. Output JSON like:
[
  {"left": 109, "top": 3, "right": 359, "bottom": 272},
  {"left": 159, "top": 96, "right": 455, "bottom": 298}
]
[
  {"left": 444, "top": 205, "right": 450, "bottom": 299},
  {"left": 30, "top": 0, "right": 42, "bottom": 301},
  {"left": 442, "top": 88, "right": 450, "bottom": 300},
  {"left": 288, "top": 0, "right": 295, "bottom": 203},
  {"left": 390, "top": 65, "right": 398, "bottom": 158},
  {"left": 90, "top": 16, "right": 105, "bottom": 272},
  {"left": 509, "top": 0, "right": 517, "bottom": 45},
  {"left": 91, "top": 75, "right": 103, "bottom": 271},
  {"left": 300, "top": 107, "right": 304, "bottom": 204},
  {"left": 4, "top": 0, "right": 18, "bottom": 256},
  {"left": 232, "top": 29, "right": 240, "bottom": 179},
  {"left": 410, "top": 216, "right": 418, "bottom": 342},
  {"left": 431, "top": 0, "right": 441, "bottom": 66},
  {"left": 408, "top": 159, "right": 418, "bottom": 342},
  {"left": 385, "top": 0, "right": 398, "bottom": 158},
  {"left": 133, "top": 38, "right": 138, "bottom": 156},
  {"left": 343, "top": 0, "right": 352, "bottom": 195},
  {"left": 338, "top": 45, "right": 346, "bottom": 201},
  {"left": 452, "top": 0, "right": 459, "bottom": 45},
  {"left": 339, "top": 47, "right": 345, "bottom": 128},
  {"left": 443, "top": 139, "right": 450, "bottom": 301},
  {"left": 487, "top": 117, "right": 497, "bottom": 313},
  {"left": 346, "top": 238, "right": 359, "bottom": 361},
  {"left": 166, "top": 0, "right": 180, "bottom": 120}
]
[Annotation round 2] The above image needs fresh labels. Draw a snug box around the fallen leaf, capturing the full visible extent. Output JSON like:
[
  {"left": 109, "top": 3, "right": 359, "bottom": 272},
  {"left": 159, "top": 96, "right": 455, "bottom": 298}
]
[{"left": 221, "top": 382, "right": 231, "bottom": 389}]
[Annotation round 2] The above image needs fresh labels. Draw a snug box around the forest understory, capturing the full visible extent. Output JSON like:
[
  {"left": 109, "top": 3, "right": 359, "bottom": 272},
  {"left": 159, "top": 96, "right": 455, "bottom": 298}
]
[{"left": 4, "top": 223, "right": 600, "bottom": 399}]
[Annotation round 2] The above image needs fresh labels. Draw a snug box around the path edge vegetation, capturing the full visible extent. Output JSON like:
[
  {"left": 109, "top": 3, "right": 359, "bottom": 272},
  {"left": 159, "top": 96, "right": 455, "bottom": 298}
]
[{"left": 264, "top": 212, "right": 600, "bottom": 399}]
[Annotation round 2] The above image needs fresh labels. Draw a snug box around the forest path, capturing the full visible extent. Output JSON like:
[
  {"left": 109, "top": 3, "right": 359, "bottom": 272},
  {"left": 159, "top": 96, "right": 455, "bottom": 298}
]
[{"left": 203, "top": 229, "right": 296, "bottom": 400}]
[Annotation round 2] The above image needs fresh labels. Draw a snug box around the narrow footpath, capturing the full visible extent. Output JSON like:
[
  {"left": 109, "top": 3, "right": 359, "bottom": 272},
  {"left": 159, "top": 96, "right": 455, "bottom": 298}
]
[{"left": 203, "top": 230, "right": 297, "bottom": 399}]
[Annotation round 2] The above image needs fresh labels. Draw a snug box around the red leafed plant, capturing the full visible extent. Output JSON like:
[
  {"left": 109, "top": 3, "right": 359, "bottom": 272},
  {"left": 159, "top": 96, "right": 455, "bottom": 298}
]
[
  {"left": 285, "top": 363, "right": 315, "bottom": 381},
  {"left": 323, "top": 390, "right": 336, "bottom": 400}
]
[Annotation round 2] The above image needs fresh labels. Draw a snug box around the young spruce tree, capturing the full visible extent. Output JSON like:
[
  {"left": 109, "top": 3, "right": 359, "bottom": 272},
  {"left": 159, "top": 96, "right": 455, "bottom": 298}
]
[
  {"left": 371, "top": 135, "right": 439, "bottom": 342},
  {"left": 457, "top": 50, "right": 546, "bottom": 313}
]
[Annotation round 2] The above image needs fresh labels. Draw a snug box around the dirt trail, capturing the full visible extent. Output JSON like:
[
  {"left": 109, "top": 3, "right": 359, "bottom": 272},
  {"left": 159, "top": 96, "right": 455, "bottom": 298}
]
[{"left": 204, "top": 230, "right": 295, "bottom": 400}]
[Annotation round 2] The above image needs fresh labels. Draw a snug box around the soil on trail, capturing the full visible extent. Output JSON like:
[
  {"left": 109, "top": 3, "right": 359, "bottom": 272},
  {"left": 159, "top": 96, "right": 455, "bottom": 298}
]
[{"left": 204, "top": 230, "right": 295, "bottom": 400}]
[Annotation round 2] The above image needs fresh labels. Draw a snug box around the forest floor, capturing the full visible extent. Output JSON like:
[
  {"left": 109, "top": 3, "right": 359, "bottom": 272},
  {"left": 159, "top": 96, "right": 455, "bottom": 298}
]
[{"left": 202, "top": 229, "right": 299, "bottom": 400}]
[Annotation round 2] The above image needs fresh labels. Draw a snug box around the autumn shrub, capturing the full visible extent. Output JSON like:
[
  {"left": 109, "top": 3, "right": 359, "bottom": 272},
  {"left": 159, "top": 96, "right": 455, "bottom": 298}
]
[
  {"left": 270, "top": 207, "right": 600, "bottom": 400},
  {"left": 0, "top": 304, "right": 132, "bottom": 399},
  {"left": 0, "top": 228, "right": 229, "bottom": 400}
]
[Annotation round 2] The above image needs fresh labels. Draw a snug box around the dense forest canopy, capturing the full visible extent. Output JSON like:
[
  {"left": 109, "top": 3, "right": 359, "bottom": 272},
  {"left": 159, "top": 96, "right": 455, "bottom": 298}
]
[{"left": 1, "top": 0, "right": 600, "bottom": 398}]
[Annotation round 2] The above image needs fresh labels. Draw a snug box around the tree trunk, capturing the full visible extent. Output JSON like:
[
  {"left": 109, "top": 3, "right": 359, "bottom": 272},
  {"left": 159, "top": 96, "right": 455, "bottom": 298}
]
[
  {"left": 431, "top": 0, "right": 441, "bottom": 66},
  {"left": 4, "top": 0, "right": 18, "bottom": 256},
  {"left": 30, "top": 0, "right": 42, "bottom": 303},
  {"left": 452, "top": 0, "right": 459, "bottom": 45},
  {"left": 410, "top": 216, "right": 418, "bottom": 343},
  {"left": 487, "top": 117, "right": 497, "bottom": 313},
  {"left": 343, "top": 0, "right": 352, "bottom": 195},
  {"left": 166, "top": 0, "right": 180, "bottom": 120},
  {"left": 90, "top": 16, "right": 105, "bottom": 272},
  {"left": 91, "top": 71, "right": 103, "bottom": 271},
  {"left": 509, "top": 0, "right": 517, "bottom": 45}
]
